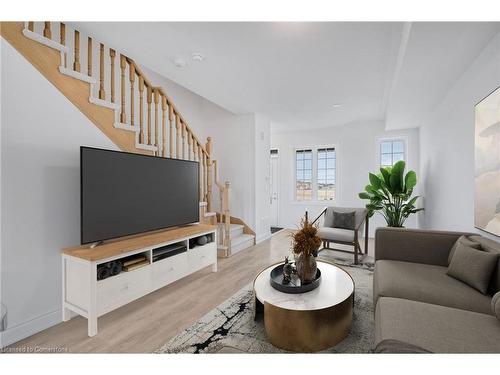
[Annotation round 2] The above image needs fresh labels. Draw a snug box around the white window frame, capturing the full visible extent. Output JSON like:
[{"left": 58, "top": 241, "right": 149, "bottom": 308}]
[
  {"left": 376, "top": 136, "right": 408, "bottom": 170},
  {"left": 293, "top": 144, "right": 339, "bottom": 204}
]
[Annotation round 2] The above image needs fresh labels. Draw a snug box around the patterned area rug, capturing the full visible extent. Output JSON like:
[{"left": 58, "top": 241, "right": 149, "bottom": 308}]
[{"left": 156, "top": 256, "right": 374, "bottom": 354}]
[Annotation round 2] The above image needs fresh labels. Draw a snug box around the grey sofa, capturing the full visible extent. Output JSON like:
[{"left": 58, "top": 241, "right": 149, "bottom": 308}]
[{"left": 373, "top": 228, "right": 500, "bottom": 353}]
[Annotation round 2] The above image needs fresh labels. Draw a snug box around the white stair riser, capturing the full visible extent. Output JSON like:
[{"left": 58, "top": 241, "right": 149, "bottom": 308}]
[
  {"left": 230, "top": 237, "right": 255, "bottom": 254},
  {"left": 230, "top": 226, "right": 244, "bottom": 238}
]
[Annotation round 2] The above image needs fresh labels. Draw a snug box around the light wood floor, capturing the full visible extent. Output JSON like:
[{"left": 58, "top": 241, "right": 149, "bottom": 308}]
[{"left": 11, "top": 230, "right": 375, "bottom": 353}]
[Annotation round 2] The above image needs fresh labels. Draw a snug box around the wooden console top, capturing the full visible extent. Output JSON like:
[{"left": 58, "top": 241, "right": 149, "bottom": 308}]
[{"left": 62, "top": 224, "right": 217, "bottom": 261}]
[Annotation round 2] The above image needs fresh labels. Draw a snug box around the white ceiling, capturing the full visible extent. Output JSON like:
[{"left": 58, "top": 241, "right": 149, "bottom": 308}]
[{"left": 71, "top": 22, "right": 499, "bottom": 131}]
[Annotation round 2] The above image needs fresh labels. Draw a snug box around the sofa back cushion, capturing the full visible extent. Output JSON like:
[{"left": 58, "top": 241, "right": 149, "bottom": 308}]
[
  {"left": 448, "top": 235, "right": 482, "bottom": 265},
  {"left": 447, "top": 242, "right": 499, "bottom": 294},
  {"left": 470, "top": 235, "right": 500, "bottom": 294}
]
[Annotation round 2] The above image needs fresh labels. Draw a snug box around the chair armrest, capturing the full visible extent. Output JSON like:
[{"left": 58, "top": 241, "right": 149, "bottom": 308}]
[{"left": 375, "top": 228, "right": 473, "bottom": 266}]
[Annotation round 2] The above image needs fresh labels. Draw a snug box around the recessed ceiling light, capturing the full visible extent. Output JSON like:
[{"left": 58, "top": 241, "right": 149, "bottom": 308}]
[
  {"left": 192, "top": 52, "right": 205, "bottom": 62},
  {"left": 173, "top": 57, "right": 188, "bottom": 68},
  {"left": 332, "top": 103, "right": 343, "bottom": 108}
]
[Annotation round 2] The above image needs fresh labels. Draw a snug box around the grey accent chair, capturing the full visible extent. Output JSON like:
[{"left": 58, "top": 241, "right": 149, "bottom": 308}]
[{"left": 313, "top": 206, "right": 369, "bottom": 264}]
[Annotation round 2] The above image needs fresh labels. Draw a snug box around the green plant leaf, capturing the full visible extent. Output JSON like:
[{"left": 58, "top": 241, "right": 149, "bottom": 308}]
[
  {"left": 380, "top": 167, "right": 391, "bottom": 186},
  {"left": 390, "top": 160, "right": 405, "bottom": 193},
  {"left": 405, "top": 170, "right": 417, "bottom": 191},
  {"left": 359, "top": 192, "right": 371, "bottom": 200},
  {"left": 369, "top": 173, "right": 382, "bottom": 190}
]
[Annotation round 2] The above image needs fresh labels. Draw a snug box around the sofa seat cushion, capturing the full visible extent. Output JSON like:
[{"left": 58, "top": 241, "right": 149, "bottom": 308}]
[
  {"left": 318, "top": 227, "right": 354, "bottom": 242},
  {"left": 375, "top": 297, "right": 500, "bottom": 353},
  {"left": 374, "top": 260, "right": 492, "bottom": 315}
]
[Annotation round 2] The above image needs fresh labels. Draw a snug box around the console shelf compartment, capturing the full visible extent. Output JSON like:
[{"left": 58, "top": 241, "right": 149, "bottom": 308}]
[{"left": 62, "top": 224, "right": 217, "bottom": 337}]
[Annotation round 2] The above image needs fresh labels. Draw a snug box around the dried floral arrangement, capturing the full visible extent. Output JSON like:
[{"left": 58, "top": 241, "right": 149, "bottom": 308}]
[{"left": 291, "top": 212, "right": 322, "bottom": 257}]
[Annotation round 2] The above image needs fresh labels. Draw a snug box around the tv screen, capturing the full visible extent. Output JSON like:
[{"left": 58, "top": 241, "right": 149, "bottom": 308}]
[{"left": 81, "top": 147, "right": 199, "bottom": 244}]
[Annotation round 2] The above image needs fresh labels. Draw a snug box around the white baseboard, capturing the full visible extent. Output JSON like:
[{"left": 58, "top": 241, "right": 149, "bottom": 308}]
[{"left": 0, "top": 309, "right": 61, "bottom": 348}]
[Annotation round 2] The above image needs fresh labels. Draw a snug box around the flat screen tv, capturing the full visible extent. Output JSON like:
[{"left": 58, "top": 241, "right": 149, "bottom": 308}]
[{"left": 81, "top": 146, "right": 199, "bottom": 244}]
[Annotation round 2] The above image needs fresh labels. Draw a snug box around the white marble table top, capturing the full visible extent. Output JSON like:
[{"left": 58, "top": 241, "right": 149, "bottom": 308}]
[{"left": 253, "top": 260, "right": 354, "bottom": 311}]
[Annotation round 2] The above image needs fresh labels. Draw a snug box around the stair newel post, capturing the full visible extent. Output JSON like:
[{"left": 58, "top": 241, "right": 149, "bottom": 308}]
[
  {"left": 87, "top": 37, "right": 93, "bottom": 77},
  {"left": 129, "top": 63, "right": 135, "bottom": 125},
  {"left": 224, "top": 181, "right": 231, "bottom": 253},
  {"left": 28, "top": 22, "right": 34, "bottom": 32},
  {"left": 168, "top": 105, "right": 174, "bottom": 158},
  {"left": 203, "top": 152, "right": 208, "bottom": 202},
  {"left": 73, "top": 30, "right": 81, "bottom": 72},
  {"left": 206, "top": 137, "right": 213, "bottom": 212},
  {"left": 175, "top": 115, "right": 181, "bottom": 159},
  {"left": 138, "top": 76, "right": 144, "bottom": 143},
  {"left": 99, "top": 43, "right": 105, "bottom": 99},
  {"left": 154, "top": 88, "right": 160, "bottom": 153},
  {"left": 109, "top": 49, "right": 116, "bottom": 103},
  {"left": 60, "top": 23, "right": 66, "bottom": 67},
  {"left": 43, "top": 22, "right": 51, "bottom": 39},
  {"left": 146, "top": 86, "right": 152, "bottom": 146},
  {"left": 161, "top": 95, "right": 167, "bottom": 157},
  {"left": 120, "top": 55, "right": 127, "bottom": 123}
]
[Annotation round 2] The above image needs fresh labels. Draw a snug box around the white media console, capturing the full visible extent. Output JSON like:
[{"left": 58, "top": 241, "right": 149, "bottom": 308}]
[{"left": 61, "top": 224, "right": 217, "bottom": 336}]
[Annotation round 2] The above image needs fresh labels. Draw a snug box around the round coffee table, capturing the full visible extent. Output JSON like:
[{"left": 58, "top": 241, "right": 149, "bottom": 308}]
[{"left": 253, "top": 259, "right": 354, "bottom": 352}]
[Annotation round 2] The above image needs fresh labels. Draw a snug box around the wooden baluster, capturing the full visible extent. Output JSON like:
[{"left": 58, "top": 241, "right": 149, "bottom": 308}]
[
  {"left": 147, "top": 86, "right": 152, "bottom": 145},
  {"left": 43, "top": 22, "right": 51, "bottom": 39},
  {"left": 202, "top": 152, "right": 207, "bottom": 202},
  {"left": 206, "top": 137, "right": 213, "bottom": 212},
  {"left": 120, "top": 55, "right": 126, "bottom": 123},
  {"left": 193, "top": 141, "right": 198, "bottom": 164},
  {"left": 168, "top": 105, "right": 174, "bottom": 158},
  {"left": 181, "top": 122, "right": 186, "bottom": 159},
  {"left": 99, "top": 43, "right": 105, "bottom": 99},
  {"left": 87, "top": 37, "right": 93, "bottom": 77},
  {"left": 154, "top": 88, "right": 160, "bottom": 151},
  {"left": 129, "top": 63, "right": 135, "bottom": 125},
  {"left": 73, "top": 31, "right": 81, "bottom": 72},
  {"left": 28, "top": 22, "right": 34, "bottom": 32},
  {"left": 176, "top": 114, "right": 181, "bottom": 159},
  {"left": 109, "top": 49, "right": 116, "bottom": 103},
  {"left": 162, "top": 96, "right": 167, "bottom": 157},
  {"left": 188, "top": 133, "right": 193, "bottom": 161},
  {"left": 60, "top": 23, "right": 66, "bottom": 67},
  {"left": 138, "top": 76, "right": 144, "bottom": 143}
]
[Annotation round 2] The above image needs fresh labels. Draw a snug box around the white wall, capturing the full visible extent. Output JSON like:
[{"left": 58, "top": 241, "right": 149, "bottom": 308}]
[
  {"left": 419, "top": 31, "right": 500, "bottom": 240},
  {"left": 271, "top": 120, "right": 420, "bottom": 236},
  {"left": 0, "top": 39, "right": 118, "bottom": 346},
  {"left": 254, "top": 114, "right": 271, "bottom": 242},
  {"left": 1, "top": 38, "right": 267, "bottom": 346}
]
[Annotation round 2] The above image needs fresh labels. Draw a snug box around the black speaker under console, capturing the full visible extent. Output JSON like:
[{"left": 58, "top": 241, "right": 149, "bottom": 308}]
[{"left": 152, "top": 242, "right": 187, "bottom": 262}]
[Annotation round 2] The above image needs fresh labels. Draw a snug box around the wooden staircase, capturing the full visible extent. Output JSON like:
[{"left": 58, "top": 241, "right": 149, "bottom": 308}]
[{"left": 1, "top": 21, "right": 255, "bottom": 255}]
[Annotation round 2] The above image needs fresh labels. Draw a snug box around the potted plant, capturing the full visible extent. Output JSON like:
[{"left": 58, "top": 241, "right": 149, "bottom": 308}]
[
  {"left": 291, "top": 212, "right": 322, "bottom": 284},
  {"left": 358, "top": 160, "right": 423, "bottom": 227}
]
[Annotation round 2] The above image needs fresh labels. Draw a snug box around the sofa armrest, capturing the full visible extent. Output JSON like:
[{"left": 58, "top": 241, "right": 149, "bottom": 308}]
[{"left": 375, "top": 228, "right": 473, "bottom": 266}]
